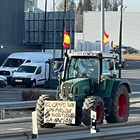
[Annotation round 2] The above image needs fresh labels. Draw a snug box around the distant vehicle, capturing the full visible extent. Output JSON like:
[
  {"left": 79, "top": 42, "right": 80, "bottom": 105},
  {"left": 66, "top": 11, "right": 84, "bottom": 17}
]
[
  {"left": 0, "top": 76, "right": 7, "bottom": 88},
  {"left": 121, "top": 46, "right": 139, "bottom": 54},
  {"left": 7, "top": 63, "right": 49, "bottom": 88},
  {"left": 121, "top": 46, "right": 128, "bottom": 54},
  {"left": 0, "top": 52, "right": 53, "bottom": 78},
  {"left": 129, "top": 47, "right": 139, "bottom": 54},
  {"left": 110, "top": 48, "right": 119, "bottom": 54},
  {"left": 113, "top": 55, "right": 125, "bottom": 68}
]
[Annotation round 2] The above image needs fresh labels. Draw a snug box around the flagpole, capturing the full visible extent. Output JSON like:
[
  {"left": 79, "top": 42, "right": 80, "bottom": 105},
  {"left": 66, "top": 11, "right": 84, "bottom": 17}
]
[
  {"left": 118, "top": 0, "right": 123, "bottom": 78},
  {"left": 61, "top": 0, "right": 67, "bottom": 58},
  {"left": 101, "top": 0, "right": 105, "bottom": 52}
]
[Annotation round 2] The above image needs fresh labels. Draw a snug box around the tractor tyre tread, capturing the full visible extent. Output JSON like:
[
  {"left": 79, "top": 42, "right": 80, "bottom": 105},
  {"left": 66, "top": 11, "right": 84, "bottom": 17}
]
[
  {"left": 82, "top": 96, "right": 104, "bottom": 126},
  {"left": 105, "top": 85, "right": 129, "bottom": 123},
  {"left": 36, "top": 94, "right": 56, "bottom": 128}
]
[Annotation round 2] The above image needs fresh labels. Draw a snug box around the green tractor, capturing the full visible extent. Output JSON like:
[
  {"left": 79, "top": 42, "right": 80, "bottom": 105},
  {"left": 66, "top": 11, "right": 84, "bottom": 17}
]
[{"left": 36, "top": 51, "right": 131, "bottom": 128}]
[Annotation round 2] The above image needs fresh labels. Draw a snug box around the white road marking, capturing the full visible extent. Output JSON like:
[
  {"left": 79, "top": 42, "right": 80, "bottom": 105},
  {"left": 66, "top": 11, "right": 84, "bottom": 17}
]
[
  {"left": 130, "top": 109, "right": 140, "bottom": 112},
  {"left": 129, "top": 117, "right": 139, "bottom": 119},
  {"left": 131, "top": 92, "right": 140, "bottom": 94},
  {"left": 7, "top": 128, "right": 24, "bottom": 131},
  {"left": 130, "top": 83, "right": 140, "bottom": 86}
]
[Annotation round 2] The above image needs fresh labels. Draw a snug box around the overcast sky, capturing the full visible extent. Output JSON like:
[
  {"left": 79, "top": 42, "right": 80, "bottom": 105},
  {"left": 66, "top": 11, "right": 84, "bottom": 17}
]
[{"left": 37, "top": 0, "right": 140, "bottom": 11}]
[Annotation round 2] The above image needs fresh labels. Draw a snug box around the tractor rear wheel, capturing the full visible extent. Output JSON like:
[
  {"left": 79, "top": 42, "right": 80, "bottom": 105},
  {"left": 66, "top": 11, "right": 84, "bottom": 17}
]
[
  {"left": 82, "top": 96, "right": 104, "bottom": 126},
  {"left": 36, "top": 94, "right": 56, "bottom": 128},
  {"left": 106, "top": 85, "right": 129, "bottom": 123}
]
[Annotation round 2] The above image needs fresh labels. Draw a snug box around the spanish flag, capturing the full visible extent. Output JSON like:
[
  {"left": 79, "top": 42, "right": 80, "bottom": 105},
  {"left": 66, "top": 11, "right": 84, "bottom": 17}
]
[
  {"left": 103, "top": 31, "right": 109, "bottom": 45},
  {"left": 63, "top": 30, "right": 70, "bottom": 48}
]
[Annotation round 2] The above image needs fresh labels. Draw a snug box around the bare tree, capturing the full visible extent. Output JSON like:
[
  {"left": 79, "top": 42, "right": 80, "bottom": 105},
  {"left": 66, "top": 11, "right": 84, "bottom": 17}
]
[
  {"left": 57, "top": 0, "right": 76, "bottom": 11},
  {"left": 76, "top": 0, "right": 83, "bottom": 15}
]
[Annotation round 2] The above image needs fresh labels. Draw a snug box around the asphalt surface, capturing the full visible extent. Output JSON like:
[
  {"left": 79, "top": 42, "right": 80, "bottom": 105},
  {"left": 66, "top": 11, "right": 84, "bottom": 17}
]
[
  {"left": 0, "top": 60, "right": 140, "bottom": 102},
  {"left": 0, "top": 60, "right": 140, "bottom": 139}
]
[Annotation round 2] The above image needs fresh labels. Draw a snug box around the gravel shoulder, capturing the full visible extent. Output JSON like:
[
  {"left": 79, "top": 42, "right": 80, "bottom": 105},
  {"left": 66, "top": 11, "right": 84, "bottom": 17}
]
[{"left": 123, "top": 54, "right": 140, "bottom": 60}]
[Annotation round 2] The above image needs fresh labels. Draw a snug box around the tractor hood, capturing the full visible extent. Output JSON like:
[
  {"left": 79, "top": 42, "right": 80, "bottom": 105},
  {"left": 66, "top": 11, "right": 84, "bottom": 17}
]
[{"left": 59, "top": 78, "right": 92, "bottom": 101}]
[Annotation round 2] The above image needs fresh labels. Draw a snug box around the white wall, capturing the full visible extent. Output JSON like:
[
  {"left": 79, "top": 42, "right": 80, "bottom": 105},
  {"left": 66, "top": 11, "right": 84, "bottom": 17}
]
[{"left": 83, "top": 11, "right": 140, "bottom": 50}]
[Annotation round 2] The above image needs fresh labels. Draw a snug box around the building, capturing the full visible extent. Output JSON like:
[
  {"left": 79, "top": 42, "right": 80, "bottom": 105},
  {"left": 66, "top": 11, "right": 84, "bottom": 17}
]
[
  {"left": 0, "top": 0, "right": 75, "bottom": 65},
  {"left": 0, "top": 0, "right": 42, "bottom": 65},
  {"left": 82, "top": 11, "right": 140, "bottom": 50}
]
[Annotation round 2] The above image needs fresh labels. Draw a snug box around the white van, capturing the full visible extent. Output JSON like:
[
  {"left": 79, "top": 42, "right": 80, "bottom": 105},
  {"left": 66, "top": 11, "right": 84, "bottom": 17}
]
[
  {"left": 8, "top": 62, "right": 49, "bottom": 87},
  {"left": 0, "top": 52, "right": 53, "bottom": 78}
]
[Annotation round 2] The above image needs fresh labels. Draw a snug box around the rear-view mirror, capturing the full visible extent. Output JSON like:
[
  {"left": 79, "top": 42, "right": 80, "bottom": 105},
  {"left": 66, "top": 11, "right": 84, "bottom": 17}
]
[{"left": 108, "top": 61, "right": 114, "bottom": 70}]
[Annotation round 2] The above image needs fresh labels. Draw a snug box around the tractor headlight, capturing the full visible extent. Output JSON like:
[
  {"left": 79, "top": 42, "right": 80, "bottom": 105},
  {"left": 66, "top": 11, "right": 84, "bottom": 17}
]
[
  {"left": 69, "top": 93, "right": 73, "bottom": 98},
  {"left": 59, "top": 93, "right": 64, "bottom": 99}
]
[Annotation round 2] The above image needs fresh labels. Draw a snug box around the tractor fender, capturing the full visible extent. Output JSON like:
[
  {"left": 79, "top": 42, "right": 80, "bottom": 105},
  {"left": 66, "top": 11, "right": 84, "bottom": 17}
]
[
  {"left": 103, "top": 79, "right": 131, "bottom": 116},
  {"left": 111, "top": 79, "right": 131, "bottom": 98}
]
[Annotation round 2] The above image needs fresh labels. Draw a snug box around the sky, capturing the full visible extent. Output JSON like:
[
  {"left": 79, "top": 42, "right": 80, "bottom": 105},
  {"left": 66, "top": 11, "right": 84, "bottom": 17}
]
[{"left": 37, "top": 0, "right": 140, "bottom": 11}]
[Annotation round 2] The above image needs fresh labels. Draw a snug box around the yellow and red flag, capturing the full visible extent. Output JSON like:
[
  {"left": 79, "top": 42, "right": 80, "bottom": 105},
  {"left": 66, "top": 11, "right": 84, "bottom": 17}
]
[
  {"left": 103, "top": 31, "right": 109, "bottom": 45},
  {"left": 63, "top": 30, "right": 70, "bottom": 48}
]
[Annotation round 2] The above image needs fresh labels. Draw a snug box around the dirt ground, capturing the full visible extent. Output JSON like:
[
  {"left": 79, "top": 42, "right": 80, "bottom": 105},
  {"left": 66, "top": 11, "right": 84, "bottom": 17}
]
[{"left": 122, "top": 54, "right": 140, "bottom": 60}]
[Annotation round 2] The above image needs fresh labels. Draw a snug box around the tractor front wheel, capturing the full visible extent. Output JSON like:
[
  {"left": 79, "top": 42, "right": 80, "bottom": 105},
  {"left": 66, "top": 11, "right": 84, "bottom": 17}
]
[
  {"left": 106, "top": 85, "right": 129, "bottom": 123},
  {"left": 36, "top": 94, "right": 56, "bottom": 128},
  {"left": 82, "top": 96, "right": 104, "bottom": 126}
]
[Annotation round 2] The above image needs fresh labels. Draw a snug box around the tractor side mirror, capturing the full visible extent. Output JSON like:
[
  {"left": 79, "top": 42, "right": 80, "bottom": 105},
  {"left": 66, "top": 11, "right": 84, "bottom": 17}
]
[
  {"left": 58, "top": 75, "right": 61, "bottom": 81},
  {"left": 108, "top": 61, "right": 114, "bottom": 70},
  {"left": 58, "top": 74, "right": 63, "bottom": 82}
]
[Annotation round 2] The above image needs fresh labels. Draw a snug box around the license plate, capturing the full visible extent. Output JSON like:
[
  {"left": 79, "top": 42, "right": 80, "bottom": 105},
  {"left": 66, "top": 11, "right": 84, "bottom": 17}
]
[
  {"left": 44, "top": 101, "right": 76, "bottom": 124},
  {"left": 15, "top": 79, "right": 22, "bottom": 82}
]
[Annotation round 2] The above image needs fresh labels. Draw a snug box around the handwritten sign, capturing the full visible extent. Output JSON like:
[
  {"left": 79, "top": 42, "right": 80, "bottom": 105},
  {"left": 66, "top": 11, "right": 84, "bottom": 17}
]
[{"left": 44, "top": 101, "right": 76, "bottom": 124}]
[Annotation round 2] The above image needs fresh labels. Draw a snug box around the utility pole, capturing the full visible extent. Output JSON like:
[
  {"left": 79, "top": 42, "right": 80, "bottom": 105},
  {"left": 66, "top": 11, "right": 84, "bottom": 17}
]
[
  {"left": 42, "top": 0, "right": 47, "bottom": 52},
  {"left": 61, "top": 0, "right": 67, "bottom": 58},
  {"left": 118, "top": 0, "right": 123, "bottom": 78},
  {"left": 53, "top": 0, "right": 56, "bottom": 58},
  {"left": 101, "top": 0, "right": 105, "bottom": 52}
]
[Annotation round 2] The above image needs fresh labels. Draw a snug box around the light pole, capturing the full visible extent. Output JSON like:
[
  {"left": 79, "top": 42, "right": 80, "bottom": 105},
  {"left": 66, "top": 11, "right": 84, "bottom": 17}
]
[
  {"left": 101, "top": 0, "right": 105, "bottom": 52},
  {"left": 118, "top": 0, "right": 123, "bottom": 78},
  {"left": 42, "top": 0, "right": 47, "bottom": 52},
  {"left": 61, "top": 0, "right": 67, "bottom": 58}
]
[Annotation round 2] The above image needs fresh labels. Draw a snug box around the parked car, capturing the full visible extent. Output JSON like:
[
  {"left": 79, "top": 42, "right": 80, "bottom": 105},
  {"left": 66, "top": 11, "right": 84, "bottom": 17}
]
[
  {"left": 121, "top": 46, "right": 139, "bottom": 54},
  {"left": 121, "top": 46, "right": 128, "bottom": 54},
  {"left": 0, "top": 52, "right": 53, "bottom": 78},
  {"left": 113, "top": 55, "right": 125, "bottom": 68},
  {"left": 0, "top": 76, "right": 7, "bottom": 88},
  {"left": 110, "top": 48, "right": 119, "bottom": 54},
  {"left": 7, "top": 62, "right": 49, "bottom": 88}
]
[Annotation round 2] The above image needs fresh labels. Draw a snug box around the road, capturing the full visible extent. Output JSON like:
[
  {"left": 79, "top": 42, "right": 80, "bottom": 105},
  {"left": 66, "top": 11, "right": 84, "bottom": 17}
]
[
  {"left": 0, "top": 60, "right": 140, "bottom": 139},
  {"left": 0, "top": 101, "right": 140, "bottom": 139},
  {"left": 1, "top": 60, "right": 140, "bottom": 102},
  {"left": 121, "top": 60, "right": 140, "bottom": 91}
]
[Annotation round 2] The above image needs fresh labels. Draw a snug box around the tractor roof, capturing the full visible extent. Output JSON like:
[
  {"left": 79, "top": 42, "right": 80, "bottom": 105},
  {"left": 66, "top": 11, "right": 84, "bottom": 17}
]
[{"left": 68, "top": 51, "right": 113, "bottom": 58}]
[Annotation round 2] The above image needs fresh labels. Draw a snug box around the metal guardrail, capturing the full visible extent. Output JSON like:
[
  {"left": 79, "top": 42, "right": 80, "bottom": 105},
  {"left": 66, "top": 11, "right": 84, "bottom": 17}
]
[
  {"left": 0, "top": 91, "right": 139, "bottom": 120},
  {"left": 0, "top": 121, "right": 140, "bottom": 140},
  {"left": 0, "top": 100, "right": 37, "bottom": 120},
  {"left": 31, "top": 128, "right": 140, "bottom": 140}
]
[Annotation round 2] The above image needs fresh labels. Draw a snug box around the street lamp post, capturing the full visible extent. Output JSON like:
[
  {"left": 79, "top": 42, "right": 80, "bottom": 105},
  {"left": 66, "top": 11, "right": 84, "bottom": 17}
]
[
  {"left": 101, "top": 0, "right": 105, "bottom": 52},
  {"left": 42, "top": 0, "right": 47, "bottom": 52},
  {"left": 61, "top": 0, "right": 67, "bottom": 58},
  {"left": 118, "top": 0, "right": 123, "bottom": 78}
]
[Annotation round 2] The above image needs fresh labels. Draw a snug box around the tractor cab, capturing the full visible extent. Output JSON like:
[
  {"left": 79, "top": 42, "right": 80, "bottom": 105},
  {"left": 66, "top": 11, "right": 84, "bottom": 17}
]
[
  {"left": 56, "top": 51, "right": 117, "bottom": 101},
  {"left": 62, "top": 51, "right": 116, "bottom": 82}
]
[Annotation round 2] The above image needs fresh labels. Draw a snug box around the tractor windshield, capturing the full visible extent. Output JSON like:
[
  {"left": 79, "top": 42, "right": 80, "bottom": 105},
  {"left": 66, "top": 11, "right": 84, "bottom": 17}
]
[{"left": 65, "top": 57, "right": 99, "bottom": 80}]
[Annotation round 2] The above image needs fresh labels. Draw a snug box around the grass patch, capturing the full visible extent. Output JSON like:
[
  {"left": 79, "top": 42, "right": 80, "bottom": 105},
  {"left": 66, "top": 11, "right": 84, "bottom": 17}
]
[{"left": 122, "top": 54, "right": 140, "bottom": 60}]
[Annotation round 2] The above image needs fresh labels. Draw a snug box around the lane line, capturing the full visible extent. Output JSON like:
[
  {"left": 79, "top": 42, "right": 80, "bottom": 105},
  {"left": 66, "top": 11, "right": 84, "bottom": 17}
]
[{"left": 130, "top": 109, "right": 140, "bottom": 112}]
